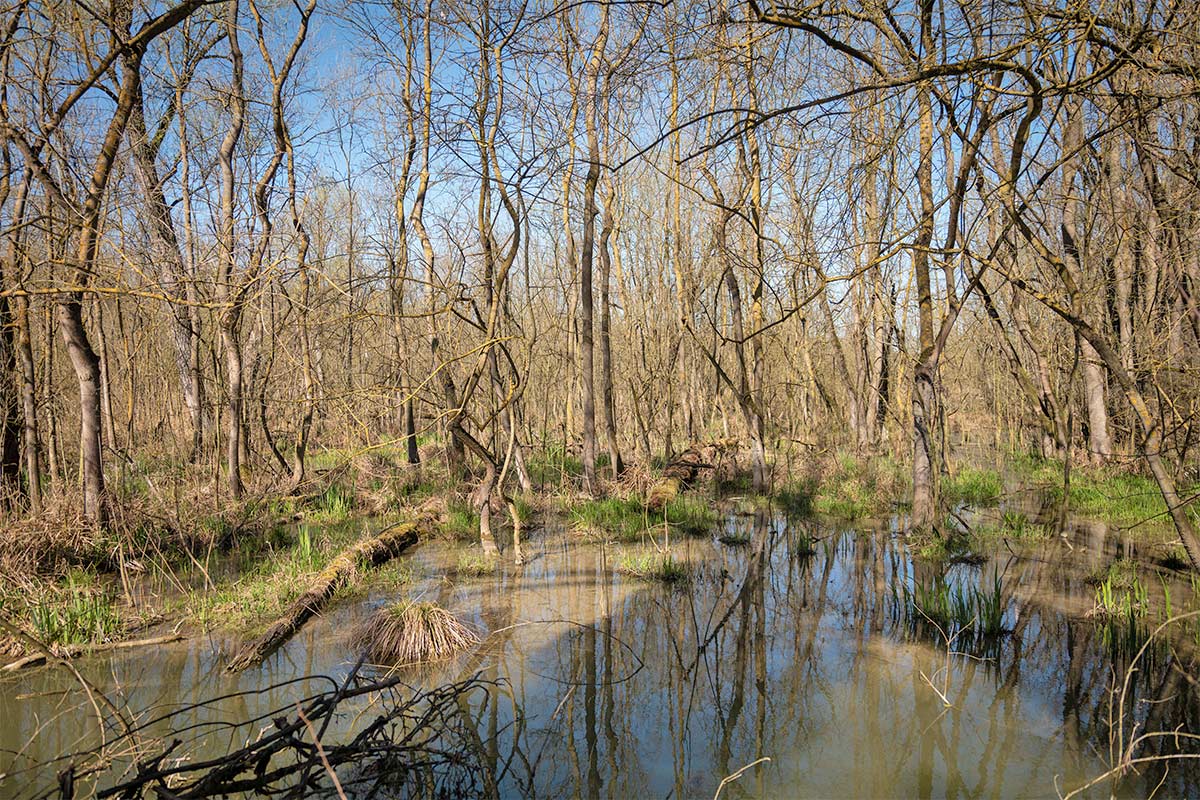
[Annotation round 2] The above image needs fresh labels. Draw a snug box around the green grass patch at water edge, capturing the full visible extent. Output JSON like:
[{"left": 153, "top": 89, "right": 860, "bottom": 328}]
[
  {"left": 900, "top": 572, "right": 1007, "bottom": 640},
  {"left": 943, "top": 466, "right": 1002, "bottom": 507},
  {"left": 614, "top": 550, "right": 690, "bottom": 583},
  {"left": 442, "top": 500, "right": 481, "bottom": 542},
  {"left": 177, "top": 519, "right": 414, "bottom": 634},
  {"left": 797, "top": 451, "right": 909, "bottom": 520},
  {"left": 452, "top": 550, "right": 498, "bottom": 577},
  {"left": 1011, "top": 456, "right": 1198, "bottom": 527},
  {"left": 569, "top": 494, "right": 717, "bottom": 540},
  {"left": 27, "top": 569, "right": 122, "bottom": 647},
  {"left": 970, "top": 510, "right": 1053, "bottom": 545}
]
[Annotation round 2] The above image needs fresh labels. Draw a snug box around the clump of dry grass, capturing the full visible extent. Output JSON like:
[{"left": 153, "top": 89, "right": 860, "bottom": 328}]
[{"left": 353, "top": 601, "right": 479, "bottom": 665}]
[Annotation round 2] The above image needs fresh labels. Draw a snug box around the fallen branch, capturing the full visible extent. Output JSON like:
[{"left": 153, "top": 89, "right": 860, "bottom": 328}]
[
  {"left": 224, "top": 518, "right": 428, "bottom": 673},
  {"left": 1, "top": 633, "right": 185, "bottom": 672}
]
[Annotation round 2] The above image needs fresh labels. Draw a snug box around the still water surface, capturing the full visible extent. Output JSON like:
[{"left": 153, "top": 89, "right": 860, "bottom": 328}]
[{"left": 2, "top": 511, "right": 1198, "bottom": 798}]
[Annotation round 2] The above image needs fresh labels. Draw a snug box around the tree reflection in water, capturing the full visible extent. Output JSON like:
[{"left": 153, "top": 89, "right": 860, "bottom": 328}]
[{"left": 2, "top": 512, "right": 1198, "bottom": 799}]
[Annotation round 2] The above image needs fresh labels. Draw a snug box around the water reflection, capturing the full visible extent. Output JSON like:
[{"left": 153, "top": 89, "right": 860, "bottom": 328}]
[{"left": 2, "top": 512, "right": 1198, "bottom": 798}]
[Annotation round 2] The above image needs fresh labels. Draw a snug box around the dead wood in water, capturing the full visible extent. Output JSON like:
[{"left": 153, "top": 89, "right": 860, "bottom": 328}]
[
  {"left": 648, "top": 439, "right": 741, "bottom": 511},
  {"left": 87, "top": 663, "right": 503, "bottom": 799},
  {"left": 224, "top": 517, "right": 430, "bottom": 673},
  {"left": 1, "top": 632, "right": 184, "bottom": 672}
]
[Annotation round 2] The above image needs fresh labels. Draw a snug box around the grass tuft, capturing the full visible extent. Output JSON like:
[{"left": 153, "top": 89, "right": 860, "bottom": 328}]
[
  {"left": 453, "top": 550, "right": 498, "bottom": 577},
  {"left": 663, "top": 495, "right": 717, "bottom": 536},
  {"left": 808, "top": 452, "right": 909, "bottom": 519},
  {"left": 311, "top": 484, "right": 355, "bottom": 522},
  {"left": 775, "top": 480, "right": 814, "bottom": 516},
  {"left": 443, "top": 500, "right": 480, "bottom": 542},
  {"left": 28, "top": 570, "right": 122, "bottom": 646},
  {"left": 353, "top": 600, "right": 479, "bottom": 665},
  {"left": 901, "top": 572, "right": 1007, "bottom": 641},
  {"left": 943, "top": 466, "right": 1002, "bottom": 507},
  {"left": 972, "top": 509, "right": 1051, "bottom": 544},
  {"left": 614, "top": 550, "right": 690, "bottom": 583}
]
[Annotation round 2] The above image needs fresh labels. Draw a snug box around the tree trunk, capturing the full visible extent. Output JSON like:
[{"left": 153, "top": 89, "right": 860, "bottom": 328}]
[
  {"left": 577, "top": 11, "right": 609, "bottom": 496},
  {"left": 598, "top": 186, "right": 622, "bottom": 479},
  {"left": 910, "top": 4, "right": 939, "bottom": 533}
]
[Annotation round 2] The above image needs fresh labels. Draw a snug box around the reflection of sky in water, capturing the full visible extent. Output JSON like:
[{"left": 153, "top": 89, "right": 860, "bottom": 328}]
[{"left": 2, "top": 512, "right": 1197, "bottom": 798}]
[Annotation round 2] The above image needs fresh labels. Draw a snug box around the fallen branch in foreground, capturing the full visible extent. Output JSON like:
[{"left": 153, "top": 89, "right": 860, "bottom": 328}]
[
  {"left": 224, "top": 515, "right": 432, "bottom": 673},
  {"left": 1, "top": 633, "right": 185, "bottom": 672},
  {"left": 24, "top": 661, "right": 506, "bottom": 800}
]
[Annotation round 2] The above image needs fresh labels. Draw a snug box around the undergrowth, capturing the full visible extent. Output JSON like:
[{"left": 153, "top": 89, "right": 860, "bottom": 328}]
[
  {"left": 943, "top": 466, "right": 1003, "bottom": 507},
  {"left": 806, "top": 452, "right": 909, "bottom": 520},
  {"left": 614, "top": 550, "right": 690, "bottom": 583},
  {"left": 569, "top": 493, "right": 716, "bottom": 540}
]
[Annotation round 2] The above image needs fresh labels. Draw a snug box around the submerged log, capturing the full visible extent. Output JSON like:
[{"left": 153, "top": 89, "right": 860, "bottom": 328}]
[{"left": 225, "top": 518, "right": 428, "bottom": 673}]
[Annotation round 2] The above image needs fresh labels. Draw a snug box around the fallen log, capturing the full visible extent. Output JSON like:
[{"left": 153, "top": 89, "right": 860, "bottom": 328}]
[
  {"left": 1, "top": 633, "right": 185, "bottom": 672},
  {"left": 224, "top": 519, "right": 426, "bottom": 673},
  {"left": 648, "top": 439, "right": 741, "bottom": 511}
]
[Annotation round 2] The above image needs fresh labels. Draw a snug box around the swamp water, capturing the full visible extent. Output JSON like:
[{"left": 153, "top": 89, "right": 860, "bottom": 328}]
[{"left": 2, "top": 511, "right": 1199, "bottom": 798}]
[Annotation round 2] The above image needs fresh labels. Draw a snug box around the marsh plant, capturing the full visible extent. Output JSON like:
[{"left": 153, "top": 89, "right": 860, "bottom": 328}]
[
  {"left": 973, "top": 510, "right": 1052, "bottom": 544},
  {"left": 29, "top": 571, "right": 122, "bottom": 646},
  {"left": 614, "top": 550, "right": 690, "bottom": 583},
  {"left": 454, "top": 550, "right": 499, "bottom": 577},
  {"left": 354, "top": 601, "right": 479, "bottom": 665},
  {"left": 809, "top": 452, "right": 910, "bottom": 519},
  {"left": 900, "top": 572, "right": 1007, "bottom": 643},
  {"left": 570, "top": 494, "right": 716, "bottom": 541},
  {"left": 943, "top": 466, "right": 1003, "bottom": 507},
  {"left": 311, "top": 484, "right": 355, "bottom": 522},
  {"left": 1092, "top": 573, "right": 1150, "bottom": 620},
  {"left": 443, "top": 500, "right": 481, "bottom": 542}
]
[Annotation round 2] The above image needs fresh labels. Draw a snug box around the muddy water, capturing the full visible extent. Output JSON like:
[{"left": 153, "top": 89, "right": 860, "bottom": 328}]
[{"left": 2, "top": 512, "right": 1198, "bottom": 798}]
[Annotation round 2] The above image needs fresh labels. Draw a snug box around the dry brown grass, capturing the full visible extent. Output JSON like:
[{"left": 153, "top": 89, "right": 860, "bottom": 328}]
[{"left": 352, "top": 601, "right": 479, "bottom": 665}]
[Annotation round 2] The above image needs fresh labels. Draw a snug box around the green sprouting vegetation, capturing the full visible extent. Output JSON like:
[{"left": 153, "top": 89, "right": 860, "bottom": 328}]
[
  {"left": 570, "top": 497, "right": 650, "bottom": 540},
  {"left": 809, "top": 452, "right": 909, "bottom": 520},
  {"left": 791, "top": 527, "right": 818, "bottom": 558},
  {"left": 527, "top": 444, "right": 584, "bottom": 488},
  {"left": 26, "top": 570, "right": 122, "bottom": 647},
  {"left": 663, "top": 495, "right": 718, "bottom": 536},
  {"left": 1011, "top": 456, "right": 1200, "bottom": 527},
  {"left": 510, "top": 494, "right": 537, "bottom": 527},
  {"left": 774, "top": 480, "right": 815, "bottom": 516},
  {"left": 570, "top": 493, "right": 716, "bottom": 540},
  {"left": 901, "top": 573, "right": 1007, "bottom": 640},
  {"left": 293, "top": 526, "right": 321, "bottom": 571},
  {"left": 453, "top": 549, "right": 499, "bottom": 577},
  {"left": 176, "top": 519, "right": 412, "bottom": 634},
  {"left": 310, "top": 484, "right": 356, "bottom": 522},
  {"left": 443, "top": 500, "right": 481, "bottom": 542},
  {"left": 910, "top": 529, "right": 983, "bottom": 564},
  {"left": 972, "top": 510, "right": 1052, "bottom": 544},
  {"left": 1093, "top": 573, "right": 1149, "bottom": 620},
  {"left": 614, "top": 550, "right": 690, "bottom": 583},
  {"left": 943, "top": 466, "right": 1003, "bottom": 507},
  {"left": 718, "top": 533, "right": 751, "bottom": 547},
  {"left": 1086, "top": 558, "right": 1140, "bottom": 590}
]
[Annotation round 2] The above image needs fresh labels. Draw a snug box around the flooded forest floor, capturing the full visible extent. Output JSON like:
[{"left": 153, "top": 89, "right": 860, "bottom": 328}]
[{"left": 1, "top": 442, "right": 1199, "bottom": 798}]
